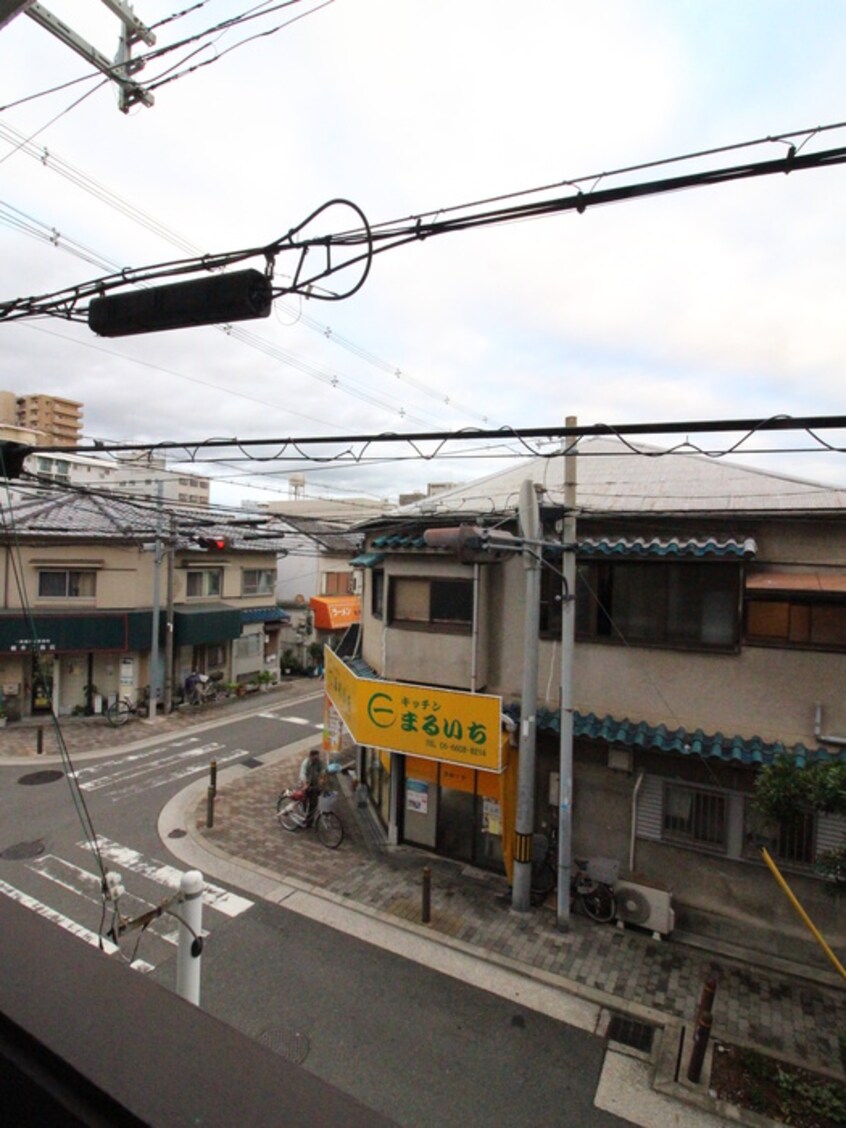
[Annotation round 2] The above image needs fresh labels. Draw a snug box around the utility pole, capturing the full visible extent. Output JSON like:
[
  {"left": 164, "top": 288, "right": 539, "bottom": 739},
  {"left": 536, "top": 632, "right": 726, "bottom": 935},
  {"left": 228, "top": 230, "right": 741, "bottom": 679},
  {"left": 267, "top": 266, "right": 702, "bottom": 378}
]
[
  {"left": 557, "top": 418, "right": 577, "bottom": 931},
  {"left": 512, "top": 479, "right": 541, "bottom": 913},
  {"left": 147, "top": 482, "right": 163, "bottom": 722},
  {"left": 163, "top": 514, "right": 175, "bottom": 713}
]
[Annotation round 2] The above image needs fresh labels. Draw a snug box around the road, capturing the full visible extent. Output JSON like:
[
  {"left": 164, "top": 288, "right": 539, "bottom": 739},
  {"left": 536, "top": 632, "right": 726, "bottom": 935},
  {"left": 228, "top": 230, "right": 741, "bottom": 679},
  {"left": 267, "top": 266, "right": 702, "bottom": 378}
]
[{"left": 0, "top": 692, "right": 630, "bottom": 1126}]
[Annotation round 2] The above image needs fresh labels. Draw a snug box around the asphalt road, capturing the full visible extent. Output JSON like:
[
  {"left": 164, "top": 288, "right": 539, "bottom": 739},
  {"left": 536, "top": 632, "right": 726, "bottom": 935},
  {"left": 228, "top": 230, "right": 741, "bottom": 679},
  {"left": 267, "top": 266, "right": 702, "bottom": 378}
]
[
  {"left": 150, "top": 898, "right": 629, "bottom": 1128},
  {"left": 0, "top": 693, "right": 630, "bottom": 1126}
]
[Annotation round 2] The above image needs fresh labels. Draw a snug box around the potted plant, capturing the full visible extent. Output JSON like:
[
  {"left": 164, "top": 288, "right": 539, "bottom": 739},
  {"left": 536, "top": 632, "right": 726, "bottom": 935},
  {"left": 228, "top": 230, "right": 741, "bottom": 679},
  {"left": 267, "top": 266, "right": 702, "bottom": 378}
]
[{"left": 257, "top": 669, "right": 274, "bottom": 691}]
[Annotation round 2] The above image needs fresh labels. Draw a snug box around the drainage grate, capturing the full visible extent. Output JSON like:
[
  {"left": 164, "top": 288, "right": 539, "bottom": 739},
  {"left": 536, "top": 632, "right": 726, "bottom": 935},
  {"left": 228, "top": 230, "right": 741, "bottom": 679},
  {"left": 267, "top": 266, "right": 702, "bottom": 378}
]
[
  {"left": 18, "top": 770, "right": 64, "bottom": 786},
  {"left": 606, "top": 1014, "right": 655, "bottom": 1053},
  {"left": 241, "top": 757, "right": 264, "bottom": 769},
  {"left": 257, "top": 1026, "right": 310, "bottom": 1064},
  {"left": 2, "top": 839, "right": 46, "bottom": 861}
]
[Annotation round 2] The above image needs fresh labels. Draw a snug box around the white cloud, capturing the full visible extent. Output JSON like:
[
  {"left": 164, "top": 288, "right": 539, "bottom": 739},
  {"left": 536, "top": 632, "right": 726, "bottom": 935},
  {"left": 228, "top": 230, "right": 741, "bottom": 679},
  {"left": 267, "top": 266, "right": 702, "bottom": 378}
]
[{"left": 2, "top": 1, "right": 846, "bottom": 503}]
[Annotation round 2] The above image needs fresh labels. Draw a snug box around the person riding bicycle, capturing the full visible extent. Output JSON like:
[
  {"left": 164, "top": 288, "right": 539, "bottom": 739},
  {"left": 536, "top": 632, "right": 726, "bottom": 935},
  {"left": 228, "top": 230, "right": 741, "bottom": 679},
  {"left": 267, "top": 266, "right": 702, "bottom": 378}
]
[{"left": 298, "top": 748, "right": 327, "bottom": 817}]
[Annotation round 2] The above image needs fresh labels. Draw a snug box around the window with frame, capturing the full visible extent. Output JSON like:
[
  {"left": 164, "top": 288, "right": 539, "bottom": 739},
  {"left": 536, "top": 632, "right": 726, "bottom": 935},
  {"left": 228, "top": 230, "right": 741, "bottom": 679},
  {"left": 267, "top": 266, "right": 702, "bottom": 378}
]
[
  {"left": 371, "top": 569, "right": 385, "bottom": 619},
  {"left": 38, "top": 569, "right": 96, "bottom": 598},
  {"left": 242, "top": 568, "right": 275, "bottom": 596},
  {"left": 663, "top": 783, "right": 727, "bottom": 851},
  {"left": 745, "top": 598, "right": 846, "bottom": 651},
  {"left": 323, "top": 571, "right": 355, "bottom": 596},
  {"left": 390, "top": 577, "right": 473, "bottom": 630},
  {"left": 743, "top": 800, "right": 817, "bottom": 867},
  {"left": 186, "top": 568, "right": 222, "bottom": 598},
  {"left": 574, "top": 561, "right": 740, "bottom": 650}
]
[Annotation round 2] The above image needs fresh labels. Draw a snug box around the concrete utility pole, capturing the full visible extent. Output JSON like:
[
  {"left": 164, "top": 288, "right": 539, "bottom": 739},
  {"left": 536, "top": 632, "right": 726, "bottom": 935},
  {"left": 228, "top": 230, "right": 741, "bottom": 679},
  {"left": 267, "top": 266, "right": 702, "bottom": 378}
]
[
  {"left": 557, "top": 418, "right": 577, "bottom": 931},
  {"left": 512, "top": 479, "right": 541, "bottom": 913},
  {"left": 147, "top": 482, "right": 163, "bottom": 722},
  {"left": 163, "top": 513, "right": 175, "bottom": 714}
]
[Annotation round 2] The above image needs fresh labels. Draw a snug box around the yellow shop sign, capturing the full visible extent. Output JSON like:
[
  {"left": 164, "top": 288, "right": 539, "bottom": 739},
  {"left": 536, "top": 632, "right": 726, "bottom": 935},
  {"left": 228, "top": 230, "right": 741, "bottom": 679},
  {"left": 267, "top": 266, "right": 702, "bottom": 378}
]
[{"left": 324, "top": 648, "right": 503, "bottom": 772}]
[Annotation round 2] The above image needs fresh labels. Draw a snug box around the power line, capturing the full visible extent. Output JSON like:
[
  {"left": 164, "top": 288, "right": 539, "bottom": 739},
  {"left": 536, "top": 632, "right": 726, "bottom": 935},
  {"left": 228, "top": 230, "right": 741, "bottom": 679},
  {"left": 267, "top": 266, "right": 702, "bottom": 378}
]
[{"left": 4, "top": 128, "right": 846, "bottom": 323}]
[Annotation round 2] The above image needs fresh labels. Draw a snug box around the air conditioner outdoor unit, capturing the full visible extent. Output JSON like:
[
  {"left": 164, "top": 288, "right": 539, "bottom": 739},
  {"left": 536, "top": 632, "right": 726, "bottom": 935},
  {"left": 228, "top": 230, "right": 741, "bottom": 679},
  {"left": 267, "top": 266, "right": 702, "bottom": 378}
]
[{"left": 615, "top": 881, "right": 675, "bottom": 939}]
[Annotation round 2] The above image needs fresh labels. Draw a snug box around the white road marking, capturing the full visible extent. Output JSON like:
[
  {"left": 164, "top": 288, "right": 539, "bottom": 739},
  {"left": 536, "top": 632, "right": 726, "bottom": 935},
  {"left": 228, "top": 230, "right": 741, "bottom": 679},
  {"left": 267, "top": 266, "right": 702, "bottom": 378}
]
[
  {"left": 257, "top": 713, "right": 321, "bottom": 726},
  {"left": 0, "top": 876, "right": 120, "bottom": 954},
  {"left": 81, "top": 836, "right": 254, "bottom": 917},
  {"left": 27, "top": 855, "right": 182, "bottom": 946},
  {"left": 75, "top": 742, "right": 227, "bottom": 792}
]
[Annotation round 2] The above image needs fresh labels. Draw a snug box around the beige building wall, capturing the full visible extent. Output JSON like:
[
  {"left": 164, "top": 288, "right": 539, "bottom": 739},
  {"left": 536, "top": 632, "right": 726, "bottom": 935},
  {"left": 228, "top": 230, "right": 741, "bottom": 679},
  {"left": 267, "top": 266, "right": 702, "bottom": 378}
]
[{"left": 15, "top": 394, "right": 83, "bottom": 446}]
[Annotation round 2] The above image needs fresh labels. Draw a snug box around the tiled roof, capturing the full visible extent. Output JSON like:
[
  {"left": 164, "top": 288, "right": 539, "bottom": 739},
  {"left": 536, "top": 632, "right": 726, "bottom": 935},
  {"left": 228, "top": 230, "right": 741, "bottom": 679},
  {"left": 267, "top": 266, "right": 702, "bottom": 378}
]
[
  {"left": 0, "top": 488, "right": 290, "bottom": 553},
  {"left": 578, "top": 536, "right": 757, "bottom": 559},
  {"left": 399, "top": 437, "right": 846, "bottom": 518},
  {"left": 526, "top": 706, "right": 846, "bottom": 768}
]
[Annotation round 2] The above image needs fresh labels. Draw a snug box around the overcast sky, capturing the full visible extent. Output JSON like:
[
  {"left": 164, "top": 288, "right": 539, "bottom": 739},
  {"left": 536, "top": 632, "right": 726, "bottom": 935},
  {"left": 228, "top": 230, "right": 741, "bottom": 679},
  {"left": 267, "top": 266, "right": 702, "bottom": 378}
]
[{"left": 2, "top": 1, "right": 846, "bottom": 507}]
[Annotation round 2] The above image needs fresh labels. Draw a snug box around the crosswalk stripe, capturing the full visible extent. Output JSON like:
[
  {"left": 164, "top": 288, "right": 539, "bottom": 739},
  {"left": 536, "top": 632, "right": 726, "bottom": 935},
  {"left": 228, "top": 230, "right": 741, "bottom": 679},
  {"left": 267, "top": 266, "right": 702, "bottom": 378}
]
[
  {"left": 257, "top": 713, "right": 322, "bottom": 726},
  {"left": 0, "top": 877, "right": 154, "bottom": 971},
  {"left": 81, "top": 835, "right": 254, "bottom": 917},
  {"left": 27, "top": 855, "right": 183, "bottom": 947}
]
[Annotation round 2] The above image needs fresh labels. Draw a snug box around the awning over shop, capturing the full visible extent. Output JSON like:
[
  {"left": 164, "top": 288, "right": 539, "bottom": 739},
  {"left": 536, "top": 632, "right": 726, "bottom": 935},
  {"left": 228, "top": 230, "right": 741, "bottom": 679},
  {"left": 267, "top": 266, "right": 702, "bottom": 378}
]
[
  {"left": 503, "top": 704, "right": 846, "bottom": 768},
  {"left": 173, "top": 604, "right": 242, "bottom": 647},
  {"left": 310, "top": 595, "right": 361, "bottom": 630},
  {"left": 577, "top": 536, "right": 757, "bottom": 560},
  {"left": 239, "top": 606, "right": 291, "bottom": 624},
  {"left": 746, "top": 571, "right": 846, "bottom": 594},
  {"left": 0, "top": 611, "right": 155, "bottom": 654}
]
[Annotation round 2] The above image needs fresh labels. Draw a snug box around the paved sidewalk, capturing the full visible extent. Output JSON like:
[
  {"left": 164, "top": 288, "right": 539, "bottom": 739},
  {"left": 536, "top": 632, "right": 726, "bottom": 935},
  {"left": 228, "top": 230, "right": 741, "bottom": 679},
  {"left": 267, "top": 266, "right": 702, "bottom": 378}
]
[{"left": 189, "top": 741, "right": 846, "bottom": 1084}]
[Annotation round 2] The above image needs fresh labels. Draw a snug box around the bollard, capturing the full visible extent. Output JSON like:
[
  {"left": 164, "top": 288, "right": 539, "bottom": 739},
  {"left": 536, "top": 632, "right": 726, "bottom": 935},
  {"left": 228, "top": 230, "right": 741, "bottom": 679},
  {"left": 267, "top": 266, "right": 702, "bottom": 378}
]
[
  {"left": 36, "top": 726, "right": 44, "bottom": 755},
  {"left": 176, "top": 870, "right": 204, "bottom": 1006},
  {"left": 695, "top": 973, "right": 717, "bottom": 1027},
  {"left": 209, "top": 758, "right": 217, "bottom": 793},
  {"left": 422, "top": 865, "right": 432, "bottom": 924},
  {"left": 206, "top": 785, "right": 215, "bottom": 828},
  {"left": 687, "top": 1010, "right": 713, "bottom": 1084}
]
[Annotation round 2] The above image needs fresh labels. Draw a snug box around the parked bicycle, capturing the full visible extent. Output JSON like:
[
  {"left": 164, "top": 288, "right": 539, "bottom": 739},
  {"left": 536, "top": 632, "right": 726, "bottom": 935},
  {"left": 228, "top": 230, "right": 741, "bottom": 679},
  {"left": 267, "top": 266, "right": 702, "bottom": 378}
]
[
  {"left": 106, "top": 688, "right": 151, "bottom": 727},
  {"left": 275, "top": 785, "right": 344, "bottom": 849},
  {"left": 530, "top": 832, "right": 616, "bottom": 922},
  {"left": 185, "top": 671, "right": 228, "bottom": 706}
]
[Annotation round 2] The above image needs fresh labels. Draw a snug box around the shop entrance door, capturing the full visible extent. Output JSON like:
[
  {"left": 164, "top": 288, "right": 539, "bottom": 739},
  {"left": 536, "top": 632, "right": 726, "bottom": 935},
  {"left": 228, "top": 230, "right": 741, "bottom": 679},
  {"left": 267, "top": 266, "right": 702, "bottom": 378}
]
[{"left": 31, "top": 654, "right": 54, "bottom": 714}]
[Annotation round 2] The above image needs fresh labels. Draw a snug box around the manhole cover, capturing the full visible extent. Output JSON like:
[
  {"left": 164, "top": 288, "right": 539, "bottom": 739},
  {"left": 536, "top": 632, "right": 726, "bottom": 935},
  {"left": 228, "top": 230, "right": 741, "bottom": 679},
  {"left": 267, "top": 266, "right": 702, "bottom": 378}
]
[
  {"left": 257, "top": 1027, "right": 310, "bottom": 1064},
  {"left": 2, "top": 839, "right": 46, "bottom": 861},
  {"left": 606, "top": 1014, "right": 655, "bottom": 1053},
  {"left": 168, "top": 829, "right": 187, "bottom": 839},
  {"left": 241, "top": 757, "right": 263, "bottom": 769},
  {"left": 18, "top": 770, "right": 64, "bottom": 786}
]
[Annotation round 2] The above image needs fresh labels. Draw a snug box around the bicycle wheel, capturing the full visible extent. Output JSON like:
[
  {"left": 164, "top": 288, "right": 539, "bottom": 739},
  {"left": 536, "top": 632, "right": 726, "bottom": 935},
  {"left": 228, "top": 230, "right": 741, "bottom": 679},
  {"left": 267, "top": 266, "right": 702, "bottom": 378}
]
[
  {"left": 316, "top": 811, "right": 343, "bottom": 849},
  {"left": 580, "top": 882, "right": 616, "bottom": 923},
  {"left": 106, "top": 699, "right": 131, "bottom": 726},
  {"left": 531, "top": 859, "right": 556, "bottom": 900},
  {"left": 276, "top": 796, "right": 301, "bottom": 832}
]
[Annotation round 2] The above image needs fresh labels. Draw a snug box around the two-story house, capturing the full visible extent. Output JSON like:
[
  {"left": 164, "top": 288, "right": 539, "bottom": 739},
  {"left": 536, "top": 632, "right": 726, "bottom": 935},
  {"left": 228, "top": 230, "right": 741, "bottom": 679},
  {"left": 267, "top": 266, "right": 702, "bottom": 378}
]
[
  {"left": 339, "top": 437, "right": 846, "bottom": 965},
  {"left": 0, "top": 487, "right": 289, "bottom": 718}
]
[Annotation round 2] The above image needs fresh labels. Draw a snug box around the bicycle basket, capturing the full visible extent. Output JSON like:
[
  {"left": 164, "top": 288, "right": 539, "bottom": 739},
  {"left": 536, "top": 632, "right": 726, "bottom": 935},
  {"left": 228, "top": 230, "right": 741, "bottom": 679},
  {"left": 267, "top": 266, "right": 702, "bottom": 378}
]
[{"left": 318, "top": 791, "right": 338, "bottom": 813}]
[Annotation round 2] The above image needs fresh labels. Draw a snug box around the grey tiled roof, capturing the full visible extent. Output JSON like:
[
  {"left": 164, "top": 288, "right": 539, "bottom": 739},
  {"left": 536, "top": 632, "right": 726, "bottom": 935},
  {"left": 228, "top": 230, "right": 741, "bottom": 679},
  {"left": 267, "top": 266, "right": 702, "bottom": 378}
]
[
  {"left": 0, "top": 487, "right": 290, "bottom": 554},
  {"left": 400, "top": 437, "right": 846, "bottom": 518}
]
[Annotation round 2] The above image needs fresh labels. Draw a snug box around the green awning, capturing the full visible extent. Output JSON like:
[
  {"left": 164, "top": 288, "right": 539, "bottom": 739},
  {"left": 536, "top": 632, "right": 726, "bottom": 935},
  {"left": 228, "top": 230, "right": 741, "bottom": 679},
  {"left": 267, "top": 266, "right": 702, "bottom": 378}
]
[
  {"left": 173, "top": 604, "right": 242, "bottom": 646},
  {"left": 0, "top": 611, "right": 157, "bottom": 653}
]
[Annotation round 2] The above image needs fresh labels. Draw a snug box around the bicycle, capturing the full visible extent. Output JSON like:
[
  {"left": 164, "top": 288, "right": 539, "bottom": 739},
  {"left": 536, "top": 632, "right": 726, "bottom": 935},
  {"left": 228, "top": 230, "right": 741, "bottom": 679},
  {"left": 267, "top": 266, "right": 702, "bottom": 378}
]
[
  {"left": 186, "top": 672, "right": 228, "bottom": 706},
  {"left": 530, "top": 833, "right": 616, "bottom": 922},
  {"left": 106, "top": 688, "right": 151, "bottom": 727},
  {"left": 275, "top": 785, "right": 344, "bottom": 849}
]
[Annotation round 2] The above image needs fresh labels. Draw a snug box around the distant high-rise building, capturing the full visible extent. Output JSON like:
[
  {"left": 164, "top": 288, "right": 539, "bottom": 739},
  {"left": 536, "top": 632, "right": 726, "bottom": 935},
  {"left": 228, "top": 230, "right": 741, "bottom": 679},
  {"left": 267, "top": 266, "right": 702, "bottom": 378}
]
[{"left": 14, "top": 393, "right": 83, "bottom": 447}]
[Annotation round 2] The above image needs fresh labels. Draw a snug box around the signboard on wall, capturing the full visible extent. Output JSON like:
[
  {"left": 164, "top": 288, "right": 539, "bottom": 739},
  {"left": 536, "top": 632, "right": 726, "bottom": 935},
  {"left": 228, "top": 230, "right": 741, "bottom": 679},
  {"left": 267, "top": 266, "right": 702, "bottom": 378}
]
[{"left": 324, "top": 647, "right": 503, "bottom": 772}]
